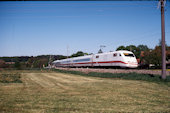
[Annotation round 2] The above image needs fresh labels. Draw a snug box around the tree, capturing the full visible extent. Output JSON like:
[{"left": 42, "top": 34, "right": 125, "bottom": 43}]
[
  {"left": 71, "top": 51, "right": 88, "bottom": 57},
  {"left": 0, "top": 60, "right": 7, "bottom": 68},
  {"left": 142, "top": 46, "right": 161, "bottom": 68},
  {"left": 151, "top": 46, "right": 161, "bottom": 68},
  {"left": 137, "top": 45, "right": 150, "bottom": 65},
  {"left": 33, "top": 58, "right": 48, "bottom": 68},
  {"left": 116, "top": 46, "right": 126, "bottom": 51},
  {"left": 27, "top": 56, "right": 35, "bottom": 68},
  {"left": 14, "top": 60, "right": 21, "bottom": 70},
  {"left": 137, "top": 45, "right": 149, "bottom": 51},
  {"left": 142, "top": 50, "right": 151, "bottom": 66},
  {"left": 167, "top": 46, "right": 170, "bottom": 61}
]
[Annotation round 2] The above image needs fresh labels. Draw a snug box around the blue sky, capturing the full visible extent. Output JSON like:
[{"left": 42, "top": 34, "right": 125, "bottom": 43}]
[{"left": 0, "top": 1, "right": 170, "bottom": 56}]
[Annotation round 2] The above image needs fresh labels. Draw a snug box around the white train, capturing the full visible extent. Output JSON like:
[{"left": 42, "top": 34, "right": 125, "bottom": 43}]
[{"left": 52, "top": 50, "right": 138, "bottom": 68}]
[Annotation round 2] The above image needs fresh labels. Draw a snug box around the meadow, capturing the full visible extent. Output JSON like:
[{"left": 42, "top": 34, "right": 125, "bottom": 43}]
[{"left": 0, "top": 70, "right": 170, "bottom": 113}]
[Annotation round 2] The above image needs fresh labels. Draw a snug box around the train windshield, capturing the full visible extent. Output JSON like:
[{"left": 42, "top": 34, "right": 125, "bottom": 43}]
[{"left": 123, "top": 53, "right": 134, "bottom": 57}]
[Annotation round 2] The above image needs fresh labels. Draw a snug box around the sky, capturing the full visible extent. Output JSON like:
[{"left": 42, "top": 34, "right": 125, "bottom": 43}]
[{"left": 0, "top": 1, "right": 170, "bottom": 57}]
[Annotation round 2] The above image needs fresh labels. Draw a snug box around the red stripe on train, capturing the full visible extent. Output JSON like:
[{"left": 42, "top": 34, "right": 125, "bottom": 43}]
[{"left": 75, "top": 61, "right": 128, "bottom": 64}]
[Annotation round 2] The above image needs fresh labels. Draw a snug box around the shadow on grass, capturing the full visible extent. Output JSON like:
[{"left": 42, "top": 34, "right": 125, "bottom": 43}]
[{"left": 52, "top": 69, "right": 170, "bottom": 87}]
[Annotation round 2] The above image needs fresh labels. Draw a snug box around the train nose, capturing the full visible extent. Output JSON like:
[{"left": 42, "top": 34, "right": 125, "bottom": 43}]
[{"left": 127, "top": 61, "right": 138, "bottom": 68}]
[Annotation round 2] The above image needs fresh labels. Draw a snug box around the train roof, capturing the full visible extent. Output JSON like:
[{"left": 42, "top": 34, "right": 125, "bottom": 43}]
[
  {"left": 95, "top": 50, "right": 133, "bottom": 55},
  {"left": 116, "top": 50, "right": 134, "bottom": 53}
]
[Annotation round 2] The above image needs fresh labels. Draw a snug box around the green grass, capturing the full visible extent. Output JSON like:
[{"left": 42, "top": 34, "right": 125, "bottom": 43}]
[
  {"left": 53, "top": 69, "right": 170, "bottom": 86},
  {"left": 0, "top": 73, "right": 22, "bottom": 83},
  {"left": 0, "top": 70, "right": 170, "bottom": 112}
]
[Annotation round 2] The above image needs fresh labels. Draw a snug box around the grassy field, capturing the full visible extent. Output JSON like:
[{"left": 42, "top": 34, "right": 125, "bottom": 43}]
[{"left": 0, "top": 70, "right": 170, "bottom": 113}]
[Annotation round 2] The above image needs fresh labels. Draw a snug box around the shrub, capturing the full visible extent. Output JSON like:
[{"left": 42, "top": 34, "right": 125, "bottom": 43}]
[{"left": 0, "top": 73, "right": 22, "bottom": 83}]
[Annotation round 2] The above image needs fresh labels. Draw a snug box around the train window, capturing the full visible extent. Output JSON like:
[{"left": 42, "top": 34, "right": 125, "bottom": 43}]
[
  {"left": 123, "top": 53, "right": 134, "bottom": 57},
  {"left": 73, "top": 58, "right": 90, "bottom": 62},
  {"left": 96, "top": 56, "right": 99, "bottom": 58},
  {"left": 113, "top": 53, "right": 117, "bottom": 57}
]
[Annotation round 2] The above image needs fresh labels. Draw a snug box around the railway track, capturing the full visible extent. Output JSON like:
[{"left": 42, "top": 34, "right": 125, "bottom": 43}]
[{"left": 55, "top": 67, "right": 170, "bottom": 75}]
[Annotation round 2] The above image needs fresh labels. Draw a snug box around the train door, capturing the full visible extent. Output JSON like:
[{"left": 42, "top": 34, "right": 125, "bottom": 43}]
[
  {"left": 103, "top": 55, "right": 107, "bottom": 61},
  {"left": 103, "top": 54, "right": 108, "bottom": 66},
  {"left": 93, "top": 54, "right": 100, "bottom": 66},
  {"left": 91, "top": 55, "right": 94, "bottom": 67}
]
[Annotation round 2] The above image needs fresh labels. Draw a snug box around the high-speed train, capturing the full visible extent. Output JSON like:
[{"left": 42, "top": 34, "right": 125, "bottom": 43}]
[{"left": 52, "top": 50, "right": 138, "bottom": 68}]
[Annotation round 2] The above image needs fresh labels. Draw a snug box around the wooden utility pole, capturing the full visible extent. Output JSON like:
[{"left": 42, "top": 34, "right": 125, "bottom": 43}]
[{"left": 161, "top": 0, "right": 166, "bottom": 79}]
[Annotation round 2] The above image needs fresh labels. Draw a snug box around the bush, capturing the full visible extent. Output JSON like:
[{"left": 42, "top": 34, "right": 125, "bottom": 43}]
[{"left": 0, "top": 73, "right": 22, "bottom": 83}]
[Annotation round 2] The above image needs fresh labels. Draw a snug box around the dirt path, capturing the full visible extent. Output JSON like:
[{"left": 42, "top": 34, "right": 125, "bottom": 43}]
[
  {"left": 25, "top": 72, "right": 102, "bottom": 88},
  {"left": 19, "top": 72, "right": 104, "bottom": 98}
]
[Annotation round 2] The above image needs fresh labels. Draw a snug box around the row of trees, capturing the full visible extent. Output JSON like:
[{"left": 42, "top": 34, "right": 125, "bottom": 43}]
[{"left": 0, "top": 55, "right": 67, "bottom": 69}]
